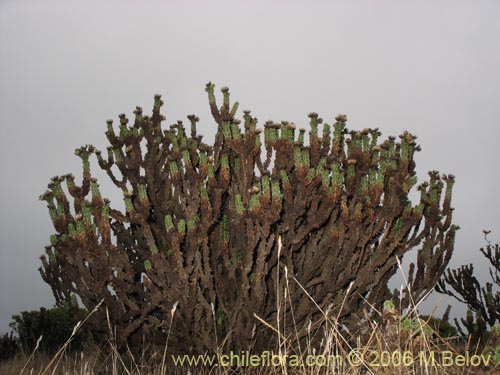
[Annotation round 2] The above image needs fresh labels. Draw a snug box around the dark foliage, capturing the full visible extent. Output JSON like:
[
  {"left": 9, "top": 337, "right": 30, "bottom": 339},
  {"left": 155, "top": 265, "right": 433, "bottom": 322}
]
[
  {"left": 436, "top": 234, "right": 500, "bottom": 346},
  {"left": 39, "top": 84, "right": 457, "bottom": 353},
  {"left": 420, "top": 313, "right": 458, "bottom": 338},
  {"left": 0, "top": 332, "right": 19, "bottom": 362},
  {"left": 9, "top": 305, "right": 89, "bottom": 355}
]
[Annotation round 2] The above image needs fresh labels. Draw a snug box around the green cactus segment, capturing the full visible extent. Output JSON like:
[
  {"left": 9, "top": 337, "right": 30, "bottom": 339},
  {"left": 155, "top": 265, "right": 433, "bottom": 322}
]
[
  {"left": 271, "top": 181, "right": 283, "bottom": 202},
  {"left": 150, "top": 245, "right": 159, "bottom": 255},
  {"left": 323, "top": 123, "right": 331, "bottom": 139},
  {"left": 79, "top": 152, "right": 91, "bottom": 171},
  {"left": 401, "top": 139, "right": 410, "bottom": 161},
  {"left": 333, "top": 120, "right": 345, "bottom": 150},
  {"left": 400, "top": 132, "right": 415, "bottom": 161},
  {"left": 280, "top": 170, "right": 290, "bottom": 187},
  {"left": 144, "top": 260, "right": 152, "bottom": 270},
  {"left": 235, "top": 195, "right": 244, "bottom": 215},
  {"left": 169, "top": 161, "right": 179, "bottom": 175},
  {"left": 124, "top": 191, "right": 133, "bottom": 212},
  {"left": 65, "top": 175, "right": 76, "bottom": 190},
  {"left": 205, "top": 82, "right": 216, "bottom": 104},
  {"left": 279, "top": 123, "right": 293, "bottom": 143},
  {"left": 178, "top": 126, "right": 186, "bottom": 140},
  {"left": 81, "top": 202, "right": 91, "bottom": 223},
  {"left": 404, "top": 200, "right": 412, "bottom": 214},
  {"left": 101, "top": 203, "right": 109, "bottom": 218},
  {"left": 119, "top": 124, "right": 129, "bottom": 141},
  {"left": 180, "top": 137, "right": 187, "bottom": 151},
  {"left": 171, "top": 136, "right": 179, "bottom": 152},
  {"left": 188, "top": 115, "right": 198, "bottom": 136},
  {"left": 233, "top": 156, "right": 241, "bottom": 172},
  {"left": 51, "top": 179, "right": 64, "bottom": 199},
  {"left": 249, "top": 194, "right": 261, "bottom": 211},
  {"left": 297, "top": 129, "right": 305, "bottom": 145},
  {"left": 231, "top": 123, "right": 241, "bottom": 140},
  {"left": 362, "top": 134, "right": 370, "bottom": 152},
  {"left": 254, "top": 131, "right": 261, "bottom": 147},
  {"left": 164, "top": 215, "right": 174, "bottom": 231},
  {"left": 309, "top": 113, "right": 319, "bottom": 137},
  {"left": 294, "top": 147, "right": 303, "bottom": 168},
  {"left": 444, "top": 177, "right": 454, "bottom": 202},
  {"left": 49, "top": 206, "right": 57, "bottom": 222},
  {"left": 331, "top": 163, "right": 343, "bottom": 190},
  {"left": 261, "top": 175, "right": 271, "bottom": 196},
  {"left": 153, "top": 94, "right": 164, "bottom": 110},
  {"left": 370, "top": 131, "right": 379, "bottom": 147},
  {"left": 221, "top": 154, "right": 229, "bottom": 170},
  {"left": 359, "top": 175, "right": 369, "bottom": 195},
  {"left": 182, "top": 150, "right": 191, "bottom": 166},
  {"left": 138, "top": 184, "right": 148, "bottom": 203},
  {"left": 221, "top": 87, "right": 230, "bottom": 109},
  {"left": 106, "top": 147, "right": 114, "bottom": 162},
  {"left": 222, "top": 122, "right": 232, "bottom": 140},
  {"left": 187, "top": 215, "right": 198, "bottom": 231},
  {"left": 347, "top": 163, "right": 355, "bottom": 179},
  {"left": 264, "top": 124, "right": 278, "bottom": 146},
  {"left": 403, "top": 175, "right": 417, "bottom": 193},
  {"left": 307, "top": 168, "right": 316, "bottom": 182},
  {"left": 76, "top": 220, "right": 84, "bottom": 233},
  {"left": 230, "top": 101, "right": 239, "bottom": 117},
  {"left": 414, "top": 203, "right": 425, "bottom": 217},
  {"left": 302, "top": 149, "right": 310, "bottom": 167},
  {"left": 106, "top": 119, "right": 114, "bottom": 134},
  {"left": 45, "top": 248, "right": 56, "bottom": 263},
  {"left": 56, "top": 200, "right": 65, "bottom": 217},
  {"left": 200, "top": 186, "right": 208, "bottom": 200},
  {"left": 391, "top": 217, "right": 402, "bottom": 234},
  {"left": 199, "top": 151, "right": 207, "bottom": 165},
  {"left": 429, "top": 185, "right": 440, "bottom": 205},
  {"left": 113, "top": 148, "right": 123, "bottom": 163},
  {"left": 208, "top": 164, "right": 215, "bottom": 178},
  {"left": 177, "top": 219, "right": 186, "bottom": 233},
  {"left": 133, "top": 106, "right": 143, "bottom": 121},
  {"left": 320, "top": 169, "right": 330, "bottom": 188},
  {"left": 91, "top": 181, "right": 101, "bottom": 200}
]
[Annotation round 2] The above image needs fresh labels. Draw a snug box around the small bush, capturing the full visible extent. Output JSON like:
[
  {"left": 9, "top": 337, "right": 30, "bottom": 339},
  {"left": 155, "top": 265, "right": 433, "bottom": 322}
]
[
  {"left": 420, "top": 314, "right": 458, "bottom": 338},
  {"left": 436, "top": 233, "right": 500, "bottom": 346},
  {"left": 0, "top": 332, "right": 19, "bottom": 362},
  {"left": 9, "top": 304, "right": 90, "bottom": 355}
]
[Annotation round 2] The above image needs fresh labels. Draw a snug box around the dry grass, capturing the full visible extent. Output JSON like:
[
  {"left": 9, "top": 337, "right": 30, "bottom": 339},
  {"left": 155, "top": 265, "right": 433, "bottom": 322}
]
[
  {"left": 2, "top": 245, "right": 499, "bottom": 375},
  {"left": 2, "top": 307, "right": 498, "bottom": 375}
]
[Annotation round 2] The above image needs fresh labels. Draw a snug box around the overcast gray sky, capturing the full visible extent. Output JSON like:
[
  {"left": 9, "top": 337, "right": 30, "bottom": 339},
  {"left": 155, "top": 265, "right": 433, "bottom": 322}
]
[{"left": 1, "top": 0, "right": 499, "bottom": 333}]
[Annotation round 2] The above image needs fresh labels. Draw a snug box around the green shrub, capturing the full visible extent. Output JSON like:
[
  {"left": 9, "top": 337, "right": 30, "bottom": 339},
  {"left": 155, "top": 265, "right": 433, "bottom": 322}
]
[
  {"left": 9, "top": 305, "right": 89, "bottom": 354},
  {"left": 0, "top": 332, "right": 20, "bottom": 362},
  {"left": 419, "top": 314, "right": 457, "bottom": 338}
]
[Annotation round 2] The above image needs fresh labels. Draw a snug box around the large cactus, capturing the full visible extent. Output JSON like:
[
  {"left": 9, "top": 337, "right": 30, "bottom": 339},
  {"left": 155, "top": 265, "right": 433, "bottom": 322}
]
[{"left": 39, "top": 84, "right": 457, "bottom": 353}]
